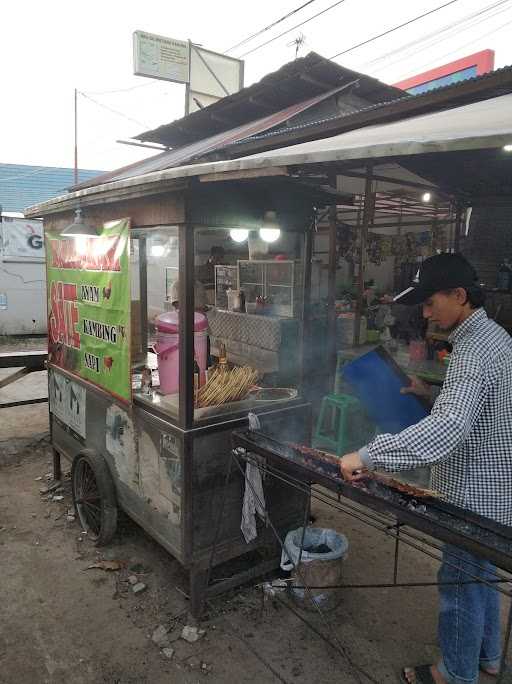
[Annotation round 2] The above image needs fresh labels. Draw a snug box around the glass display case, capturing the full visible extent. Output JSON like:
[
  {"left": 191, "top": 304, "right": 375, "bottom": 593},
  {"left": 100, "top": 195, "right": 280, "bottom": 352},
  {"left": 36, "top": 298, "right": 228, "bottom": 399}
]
[{"left": 238, "top": 259, "right": 298, "bottom": 318}]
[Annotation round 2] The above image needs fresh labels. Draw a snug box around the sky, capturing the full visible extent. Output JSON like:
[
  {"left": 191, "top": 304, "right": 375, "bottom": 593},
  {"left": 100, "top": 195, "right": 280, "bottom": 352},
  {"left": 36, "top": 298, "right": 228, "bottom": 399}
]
[{"left": 2, "top": 0, "right": 512, "bottom": 174}]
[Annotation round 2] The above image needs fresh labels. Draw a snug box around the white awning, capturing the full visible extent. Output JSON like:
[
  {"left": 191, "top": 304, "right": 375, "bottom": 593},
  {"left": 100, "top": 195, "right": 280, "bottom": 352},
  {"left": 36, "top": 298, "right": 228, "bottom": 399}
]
[{"left": 241, "top": 92, "right": 512, "bottom": 167}]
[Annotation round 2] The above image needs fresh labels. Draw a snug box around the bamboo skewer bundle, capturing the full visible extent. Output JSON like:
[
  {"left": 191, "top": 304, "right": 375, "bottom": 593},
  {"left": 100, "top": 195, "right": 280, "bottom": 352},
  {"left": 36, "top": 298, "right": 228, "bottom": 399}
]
[{"left": 196, "top": 365, "right": 259, "bottom": 408}]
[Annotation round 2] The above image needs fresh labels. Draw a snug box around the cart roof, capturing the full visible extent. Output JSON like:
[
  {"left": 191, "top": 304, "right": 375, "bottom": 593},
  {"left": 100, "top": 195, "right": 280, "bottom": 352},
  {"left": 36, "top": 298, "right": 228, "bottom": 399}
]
[{"left": 25, "top": 93, "right": 512, "bottom": 218}]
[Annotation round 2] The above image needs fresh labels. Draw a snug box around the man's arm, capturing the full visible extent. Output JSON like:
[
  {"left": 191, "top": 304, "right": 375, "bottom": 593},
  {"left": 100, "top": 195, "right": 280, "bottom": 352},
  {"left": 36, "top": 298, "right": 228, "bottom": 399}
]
[
  {"left": 341, "top": 351, "right": 487, "bottom": 479},
  {"left": 400, "top": 374, "right": 440, "bottom": 405}
]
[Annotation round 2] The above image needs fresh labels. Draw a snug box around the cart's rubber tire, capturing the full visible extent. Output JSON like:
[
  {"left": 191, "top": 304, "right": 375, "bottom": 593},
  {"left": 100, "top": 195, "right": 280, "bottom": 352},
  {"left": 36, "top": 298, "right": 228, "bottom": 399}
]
[{"left": 71, "top": 450, "right": 118, "bottom": 546}]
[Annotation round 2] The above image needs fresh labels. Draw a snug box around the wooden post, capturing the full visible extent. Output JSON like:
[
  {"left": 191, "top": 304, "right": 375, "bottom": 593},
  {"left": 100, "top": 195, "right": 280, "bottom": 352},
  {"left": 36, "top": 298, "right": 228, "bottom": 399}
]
[
  {"left": 354, "top": 166, "right": 375, "bottom": 346},
  {"left": 74, "top": 88, "right": 78, "bottom": 185},
  {"left": 327, "top": 190, "right": 338, "bottom": 381},
  {"left": 454, "top": 202, "right": 463, "bottom": 253},
  {"left": 393, "top": 198, "right": 403, "bottom": 292}
]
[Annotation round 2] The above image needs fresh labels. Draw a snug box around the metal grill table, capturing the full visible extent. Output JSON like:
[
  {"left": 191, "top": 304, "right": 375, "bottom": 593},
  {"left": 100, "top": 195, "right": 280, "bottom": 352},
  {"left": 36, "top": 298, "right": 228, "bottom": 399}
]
[{"left": 228, "top": 428, "right": 512, "bottom": 682}]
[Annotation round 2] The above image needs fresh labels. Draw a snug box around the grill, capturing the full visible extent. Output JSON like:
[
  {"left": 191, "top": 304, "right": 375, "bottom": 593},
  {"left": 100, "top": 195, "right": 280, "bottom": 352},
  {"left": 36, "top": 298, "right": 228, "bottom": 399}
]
[{"left": 232, "top": 429, "right": 512, "bottom": 573}]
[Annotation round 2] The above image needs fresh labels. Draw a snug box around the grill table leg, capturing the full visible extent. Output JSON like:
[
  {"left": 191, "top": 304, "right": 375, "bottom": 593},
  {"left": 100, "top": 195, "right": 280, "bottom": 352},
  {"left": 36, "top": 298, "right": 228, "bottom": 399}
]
[
  {"left": 189, "top": 567, "right": 209, "bottom": 623},
  {"left": 393, "top": 523, "right": 401, "bottom": 584},
  {"left": 53, "top": 449, "right": 61, "bottom": 482}
]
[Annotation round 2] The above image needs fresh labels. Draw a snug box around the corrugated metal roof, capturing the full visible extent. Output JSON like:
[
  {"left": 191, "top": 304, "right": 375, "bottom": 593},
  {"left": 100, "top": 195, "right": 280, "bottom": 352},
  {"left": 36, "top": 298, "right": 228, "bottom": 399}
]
[
  {"left": 0, "top": 163, "right": 104, "bottom": 213},
  {"left": 224, "top": 64, "right": 512, "bottom": 150},
  {"left": 70, "top": 84, "right": 356, "bottom": 190},
  {"left": 135, "top": 52, "right": 404, "bottom": 147}
]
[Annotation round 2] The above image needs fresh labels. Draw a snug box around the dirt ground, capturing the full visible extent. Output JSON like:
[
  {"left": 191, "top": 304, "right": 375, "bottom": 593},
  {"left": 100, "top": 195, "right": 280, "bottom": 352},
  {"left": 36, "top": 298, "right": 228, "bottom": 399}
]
[{"left": 0, "top": 345, "right": 508, "bottom": 683}]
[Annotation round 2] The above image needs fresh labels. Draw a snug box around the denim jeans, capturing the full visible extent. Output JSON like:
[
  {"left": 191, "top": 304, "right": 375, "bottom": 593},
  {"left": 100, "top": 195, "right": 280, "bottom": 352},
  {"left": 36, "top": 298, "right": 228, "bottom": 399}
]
[{"left": 437, "top": 544, "right": 501, "bottom": 684}]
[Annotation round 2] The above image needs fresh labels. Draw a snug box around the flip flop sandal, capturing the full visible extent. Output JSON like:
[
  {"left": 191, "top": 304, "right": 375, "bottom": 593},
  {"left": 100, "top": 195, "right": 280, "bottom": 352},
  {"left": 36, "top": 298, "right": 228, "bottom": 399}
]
[
  {"left": 480, "top": 665, "right": 499, "bottom": 677},
  {"left": 400, "top": 665, "right": 436, "bottom": 684}
]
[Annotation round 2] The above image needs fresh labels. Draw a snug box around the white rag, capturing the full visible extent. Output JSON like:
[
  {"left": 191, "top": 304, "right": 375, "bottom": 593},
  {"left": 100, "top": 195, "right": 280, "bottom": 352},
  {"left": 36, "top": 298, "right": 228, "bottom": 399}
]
[{"left": 241, "top": 413, "right": 267, "bottom": 544}]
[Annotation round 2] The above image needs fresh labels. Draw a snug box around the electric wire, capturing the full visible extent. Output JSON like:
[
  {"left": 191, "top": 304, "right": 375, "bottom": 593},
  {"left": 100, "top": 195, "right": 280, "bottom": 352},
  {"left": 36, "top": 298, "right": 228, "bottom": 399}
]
[
  {"left": 329, "top": 0, "right": 462, "bottom": 59},
  {"left": 81, "top": 81, "right": 161, "bottom": 96},
  {"left": 225, "top": 0, "right": 320, "bottom": 53},
  {"left": 360, "top": 0, "right": 511, "bottom": 73},
  {"left": 77, "top": 91, "right": 151, "bottom": 129},
  {"left": 364, "top": 2, "right": 512, "bottom": 79},
  {"left": 237, "top": 0, "right": 348, "bottom": 58},
  {"left": 388, "top": 13, "right": 512, "bottom": 84}
]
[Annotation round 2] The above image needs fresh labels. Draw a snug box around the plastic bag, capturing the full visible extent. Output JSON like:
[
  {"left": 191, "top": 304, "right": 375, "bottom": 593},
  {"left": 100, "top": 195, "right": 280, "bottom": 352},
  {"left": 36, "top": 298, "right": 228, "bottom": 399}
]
[{"left": 280, "top": 526, "right": 348, "bottom": 571}]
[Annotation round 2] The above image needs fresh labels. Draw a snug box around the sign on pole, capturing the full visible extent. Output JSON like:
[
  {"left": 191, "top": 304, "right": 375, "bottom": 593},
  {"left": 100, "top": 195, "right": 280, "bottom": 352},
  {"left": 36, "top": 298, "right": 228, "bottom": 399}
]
[
  {"left": 133, "top": 31, "right": 190, "bottom": 84},
  {"left": 132, "top": 30, "right": 244, "bottom": 115},
  {"left": 187, "top": 45, "right": 244, "bottom": 114}
]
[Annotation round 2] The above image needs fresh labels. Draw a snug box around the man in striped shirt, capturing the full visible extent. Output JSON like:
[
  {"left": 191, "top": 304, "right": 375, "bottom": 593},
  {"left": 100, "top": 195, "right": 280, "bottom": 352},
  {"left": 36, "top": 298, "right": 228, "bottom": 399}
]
[{"left": 340, "top": 253, "right": 512, "bottom": 684}]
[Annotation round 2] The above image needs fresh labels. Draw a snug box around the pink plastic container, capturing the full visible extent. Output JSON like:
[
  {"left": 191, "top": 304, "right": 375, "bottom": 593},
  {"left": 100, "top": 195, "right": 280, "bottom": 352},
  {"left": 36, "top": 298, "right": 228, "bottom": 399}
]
[{"left": 154, "top": 311, "right": 208, "bottom": 395}]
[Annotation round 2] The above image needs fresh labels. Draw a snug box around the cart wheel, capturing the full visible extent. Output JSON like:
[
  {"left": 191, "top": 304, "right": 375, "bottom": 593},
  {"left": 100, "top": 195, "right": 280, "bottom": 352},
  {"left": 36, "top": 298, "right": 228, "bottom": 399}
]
[{"left": 71, "top": 450, "right": 117, "bottom": 546}]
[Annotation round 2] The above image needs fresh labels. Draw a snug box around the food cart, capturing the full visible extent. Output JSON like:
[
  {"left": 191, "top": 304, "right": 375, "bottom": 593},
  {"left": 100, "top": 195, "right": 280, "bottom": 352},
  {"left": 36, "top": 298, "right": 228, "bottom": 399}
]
[{"left": 31, "top": 173, "right": 335, "bottom": 616}]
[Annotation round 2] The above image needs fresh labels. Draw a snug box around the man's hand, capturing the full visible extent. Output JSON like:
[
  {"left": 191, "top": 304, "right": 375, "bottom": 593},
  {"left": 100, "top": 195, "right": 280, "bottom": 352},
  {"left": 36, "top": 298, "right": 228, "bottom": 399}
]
[
  {"left": 400, "top": 374, "right": 431, "bottom": 399},
  {"left": 339, "top": 452, "right": 366, "bottom": 481}
]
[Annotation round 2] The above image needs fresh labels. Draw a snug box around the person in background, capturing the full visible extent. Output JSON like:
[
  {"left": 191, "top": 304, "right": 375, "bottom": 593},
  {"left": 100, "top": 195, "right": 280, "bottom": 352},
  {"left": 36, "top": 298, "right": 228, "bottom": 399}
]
[
  {"left": 169, "top": 278, "right": 207, "bottom": 312},
  {"left": 339, "top": 253, "right": 512, "bottom": 684},
  {"left": 195, "top": 245, "right": 226, "bottom": 287}
]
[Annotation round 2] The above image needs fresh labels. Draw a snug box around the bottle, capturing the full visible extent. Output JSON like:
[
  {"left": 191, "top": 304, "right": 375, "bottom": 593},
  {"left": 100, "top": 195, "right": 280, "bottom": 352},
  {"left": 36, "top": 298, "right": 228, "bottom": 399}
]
[
  {"left": 194, "top": 359, "right": 201, "bottom": 390},
  {"left": 497, "top": 259, "right": 512, "bottom": 291},
  {"left": 218, "top": 342, "right": 228, "bottom": 373},
  {"left": 141, "top": 366, "right": 152, "bottom": 395}
]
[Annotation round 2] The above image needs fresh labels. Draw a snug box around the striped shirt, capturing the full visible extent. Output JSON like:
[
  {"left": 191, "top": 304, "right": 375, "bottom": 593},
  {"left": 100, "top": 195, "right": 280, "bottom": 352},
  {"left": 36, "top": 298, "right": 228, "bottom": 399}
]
[{"left": 360, "top": 308, "right": 512, "bottom": 525}]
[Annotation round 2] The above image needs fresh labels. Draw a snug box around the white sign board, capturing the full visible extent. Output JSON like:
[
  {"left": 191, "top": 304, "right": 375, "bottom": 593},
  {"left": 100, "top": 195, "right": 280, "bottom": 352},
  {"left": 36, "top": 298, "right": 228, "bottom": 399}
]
[
  {"left": 49, "top": 371, "right": 86, "bottom": 438},
  {"left": 133, "top": 31, "right": 190, "bottom": 83},
  {"left": 0, "top": 218, "right": 44, "bottom": 261},
  {"left": 188, "top": 45, "right": 244, "bottom": 114}
]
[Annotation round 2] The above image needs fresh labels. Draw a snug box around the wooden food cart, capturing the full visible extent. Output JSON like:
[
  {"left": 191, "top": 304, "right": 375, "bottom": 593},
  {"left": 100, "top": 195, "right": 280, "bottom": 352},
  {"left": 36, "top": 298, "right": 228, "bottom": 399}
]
[{"left": 28, "top": 172, "right": 333, "bottom": 617}]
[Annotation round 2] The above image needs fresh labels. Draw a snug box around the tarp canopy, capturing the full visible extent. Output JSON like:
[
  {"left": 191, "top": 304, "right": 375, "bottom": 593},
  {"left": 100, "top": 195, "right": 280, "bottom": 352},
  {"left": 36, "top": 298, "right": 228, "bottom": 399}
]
[
  {"left": 26, "top": 94, "right": 512, "bottom": 217},
  {"left": 243, "top": 92, "right": 512, "bottom": 167}
]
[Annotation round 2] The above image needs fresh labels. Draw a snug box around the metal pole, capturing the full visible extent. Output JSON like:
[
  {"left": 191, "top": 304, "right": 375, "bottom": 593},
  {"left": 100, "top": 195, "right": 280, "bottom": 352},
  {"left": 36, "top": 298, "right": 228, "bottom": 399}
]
[
  {"left": 178, "top": 190, "right": 195, "bottom": 429},
  {"left": 74, "top": 88, "right": 78, "bottom": 185},
  {"left": 354, "top": 165, "right": 374, "bottom": 346},
  {"left": 139, "top": 238, "right": 148, "bottom": 356},
  {"left": 300, "top": 228, "right": 313, "bottom": 394},
  {"left": 327, "top": 192, "right": 338, "bottom": 383}
]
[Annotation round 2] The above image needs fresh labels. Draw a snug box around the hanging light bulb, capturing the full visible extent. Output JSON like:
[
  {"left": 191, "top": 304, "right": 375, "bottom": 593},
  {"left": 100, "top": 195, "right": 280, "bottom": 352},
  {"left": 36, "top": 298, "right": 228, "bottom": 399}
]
[
  {"left": 61, "top": 208, "right": 98, "bottom": 236},
  {"left": 151, "top": 244, "right": 165, "bottom": 257},
  {"left": 259, "top": 210, "right": 281, "bottom": 243},
  {"left": 230, "top": 228, "right": 249, "bottom": 243},
  {"left": 421, "top": 192, "right": 432, "bottom": 203}
]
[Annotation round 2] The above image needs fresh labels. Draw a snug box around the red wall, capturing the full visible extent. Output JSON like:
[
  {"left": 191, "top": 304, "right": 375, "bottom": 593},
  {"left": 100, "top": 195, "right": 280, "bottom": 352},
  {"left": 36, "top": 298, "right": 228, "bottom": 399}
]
[{"left": 393, "top": 49, "right": 495, "bottom": 91}]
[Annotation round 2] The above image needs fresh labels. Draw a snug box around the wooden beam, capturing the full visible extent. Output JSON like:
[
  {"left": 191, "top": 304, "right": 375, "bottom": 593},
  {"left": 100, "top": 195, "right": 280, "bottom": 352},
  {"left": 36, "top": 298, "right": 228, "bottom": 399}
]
[
  {"left": 0, "top": 367, "right": 31, "bottom": 390},
  {"left": 43, "top": 193, "right": 186, "bottom": 232},
  {"left": 299, "top": 73, "right": 336, "bottom": 91},
  {"left": 199, "top": 167, "right": 288, "bottom": 183},
  {"left": 339, "top": 170, "right": 441, "bottom": 194},
  {"left": 248, "top": 95, "right": 275, "bottom": 110}
]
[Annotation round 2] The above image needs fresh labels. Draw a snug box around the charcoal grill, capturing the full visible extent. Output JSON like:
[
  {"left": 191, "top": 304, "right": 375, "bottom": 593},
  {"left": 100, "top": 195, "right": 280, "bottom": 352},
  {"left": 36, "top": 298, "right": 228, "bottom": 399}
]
[{"left": 232, "top": 428, "right": 512, "bottom": 573}]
